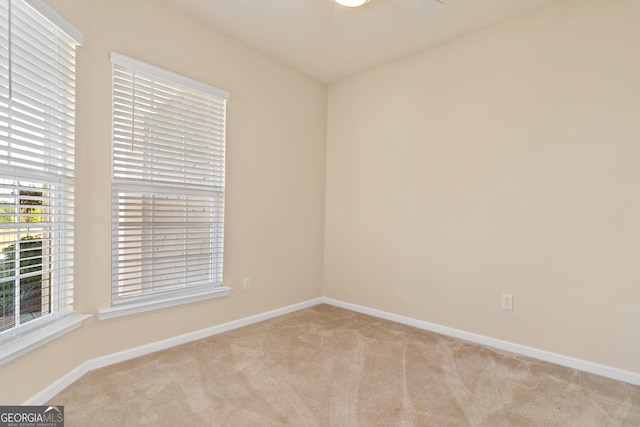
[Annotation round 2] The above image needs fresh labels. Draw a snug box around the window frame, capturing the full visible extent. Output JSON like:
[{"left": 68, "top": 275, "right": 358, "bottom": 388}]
[
  {"left": 0, "top": 0, "right": 88, "bottom": 365},
  {"left": 100, "top": 53, "right": 231, "bottom": 320}
]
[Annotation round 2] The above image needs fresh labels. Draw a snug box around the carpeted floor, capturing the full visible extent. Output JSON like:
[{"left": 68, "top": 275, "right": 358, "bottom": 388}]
[{"left": 50, "top": 304, "right": 640, "bottom": 426}]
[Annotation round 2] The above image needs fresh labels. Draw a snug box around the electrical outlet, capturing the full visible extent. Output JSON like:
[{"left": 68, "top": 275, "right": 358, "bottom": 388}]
[
  {"left": 501, "top": 294, "right": 513, "bottom": 311},
  {"left": 243, "top": 277, "right": 252, "bottom": 292}
]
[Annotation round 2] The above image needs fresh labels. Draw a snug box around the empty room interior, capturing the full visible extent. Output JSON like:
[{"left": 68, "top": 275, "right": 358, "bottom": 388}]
[{"left": 0, "top": 0, "right": 639, "bottom": 424}]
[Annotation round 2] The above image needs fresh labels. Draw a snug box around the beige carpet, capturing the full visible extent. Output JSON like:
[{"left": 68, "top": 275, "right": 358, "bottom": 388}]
[{"left": 50, "top": 304, "right": 640, "bottom": 426}]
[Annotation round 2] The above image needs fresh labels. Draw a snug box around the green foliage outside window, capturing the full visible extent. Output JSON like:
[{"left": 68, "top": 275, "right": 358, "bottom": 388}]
[
  {"left": 0, "top": 235, "right": 43, "bottom": 320},
  {"left": 0, "top": 188, "right": 44, "bottom": 323}
]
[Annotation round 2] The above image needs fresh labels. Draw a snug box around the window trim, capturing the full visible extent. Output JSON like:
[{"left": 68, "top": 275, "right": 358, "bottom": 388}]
[
  {"left": 108, "top": 52, "right": 230, "bottom": 314},
  {"left": 97, "top": 285, "right": 232, "bottom": 320},
  {"left": 24, "top": 0, "right": 83, "bottom": 44},
  {"left": 0, "top": 313, "right": 90, "bottom": 366},
  {"left": 0, "top": 0, "right": 86, "bottom": 363},
  {"left": 109, "top": 52, "right": 229, "bottom": 100}
]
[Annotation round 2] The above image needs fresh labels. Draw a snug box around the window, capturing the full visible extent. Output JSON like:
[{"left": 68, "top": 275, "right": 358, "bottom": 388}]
[
  {"left": 0, "top": 0, "right": 83, "bottom": 352},
  {"left": 106, "top": 52, "right": 230, "bottom": 317}
]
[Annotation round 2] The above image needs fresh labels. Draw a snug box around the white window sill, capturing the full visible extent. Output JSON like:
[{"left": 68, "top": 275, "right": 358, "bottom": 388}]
[
  {"left": 0, "top": 313, "right": 91, "bottom": 366},
  {"left": 97, "top": 286, "right": 233, "bottom": 320}
]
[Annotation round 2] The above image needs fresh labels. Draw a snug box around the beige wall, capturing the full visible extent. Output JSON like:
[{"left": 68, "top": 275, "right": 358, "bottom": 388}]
[
  {"left": 0, "top": 0, "right": 327, "bottom": 403},
  {"left": 3, "top": 0, "right": 640, "bottom": 405},
  {"left": 324, "top": 0, "right": 640, "bottom": 373}
]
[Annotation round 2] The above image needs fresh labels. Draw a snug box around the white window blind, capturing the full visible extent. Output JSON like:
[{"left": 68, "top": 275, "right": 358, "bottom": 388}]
[
  {"left": 111, "top": 52, "right": 229, "bottom": 307},
  {"left": 0, "top": 0, "right": 81, "bottom": 342}
]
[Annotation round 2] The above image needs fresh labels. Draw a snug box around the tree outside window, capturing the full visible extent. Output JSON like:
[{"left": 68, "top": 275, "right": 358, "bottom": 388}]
[{"left": 0, "top": 188, "right": 45, "bottom": 332}]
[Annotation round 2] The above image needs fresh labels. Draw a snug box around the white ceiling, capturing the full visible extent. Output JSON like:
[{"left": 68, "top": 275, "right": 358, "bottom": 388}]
[{"left": 162, "top": 0, "right": 564, "bottom": 83}]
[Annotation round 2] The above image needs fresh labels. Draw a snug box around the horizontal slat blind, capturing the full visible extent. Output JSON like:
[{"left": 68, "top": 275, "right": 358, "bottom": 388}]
[
  {"left": 111, "top": 53, "right": 227, "bottom": 304},
  {"left": 0, "top": 0, "right": 80, "bottom": 340},
  {"left": 0, "top": 3, "right": 8, "bottom": 100}
]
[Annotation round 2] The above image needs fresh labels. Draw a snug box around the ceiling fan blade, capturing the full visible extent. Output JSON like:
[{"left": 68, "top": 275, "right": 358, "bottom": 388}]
[{"left": 391, "top": 0, "right": 443, "bottom": 16}]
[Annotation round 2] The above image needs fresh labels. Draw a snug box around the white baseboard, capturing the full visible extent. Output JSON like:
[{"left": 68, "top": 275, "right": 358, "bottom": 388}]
[
  {"left": 24, "top": 298, "right": 324, "bottom": 405},
  {"left": 26, "top": 295, "right": 639, "bottom": 404},
  {"left": 321, "top": 297, "right": 640, "bottom": 387}
]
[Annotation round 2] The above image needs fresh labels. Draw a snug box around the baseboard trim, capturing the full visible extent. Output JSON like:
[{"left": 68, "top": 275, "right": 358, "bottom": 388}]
[
  {"left": 321, "top": 297, "right": 640, "bottom": 386},
  {"left": 24, "top": 297, "right": 324, "bottom": 405},
  {"left": 26, "top": 295, "right": 639, "bottom": 404}
]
